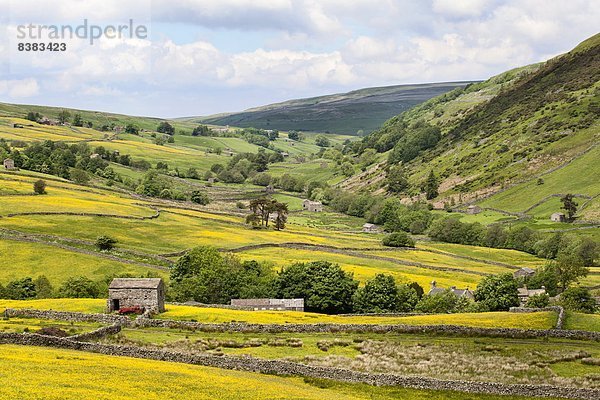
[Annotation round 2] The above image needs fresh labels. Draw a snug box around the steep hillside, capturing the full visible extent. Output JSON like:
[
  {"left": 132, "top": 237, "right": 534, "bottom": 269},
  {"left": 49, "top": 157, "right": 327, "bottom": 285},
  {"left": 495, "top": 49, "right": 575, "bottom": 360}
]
[
  {"left": 187, "top": 82, "right": 472, "bottom": 135},
  {"left": 343, "top": 34, "right": 600, "bottom": 218}
]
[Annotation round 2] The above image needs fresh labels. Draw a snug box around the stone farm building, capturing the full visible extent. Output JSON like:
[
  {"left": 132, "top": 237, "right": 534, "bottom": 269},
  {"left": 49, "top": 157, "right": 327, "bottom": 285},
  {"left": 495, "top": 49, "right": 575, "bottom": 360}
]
[
  {"left": 362, "top": 223, "right": 380, "bottom": 233},
  {"left": 108, "top": 278, "right": 165, "bottom": 313},
  {"left": 550, "top": 212, "right": 566, "bottom": 222},
  {"left": 466, "top": 205, "right": 482, "bottom": 214},
  {"left": 302, "top": 199, "right": 323, "bottom": 212},
  {"left": 428, "top": 281, "right": 474, "bottom": 300},
  {"left": 514, "top": 267, "right": 536, "bottom": 279},
  {"left": 517, "top": 286, "right": 546, "bottom": 306},
  {"left": 231, "top": 298, "right": 304, "bottom": 311},
  {"left": 3, "top": 159, "right": 15, "bottom": 170}
]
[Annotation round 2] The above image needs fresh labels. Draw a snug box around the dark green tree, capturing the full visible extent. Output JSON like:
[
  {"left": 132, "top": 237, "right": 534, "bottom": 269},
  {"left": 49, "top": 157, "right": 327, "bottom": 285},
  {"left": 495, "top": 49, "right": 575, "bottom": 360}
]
[
  {"left": 34, "top": 275, "right": 54, "bottom": 299},
  {"left": 559, "top": 287, "right": 596, "bottom": 313},
  {"left": 58, "top": 276, "right": 100, "bottom": 298},
  {"left": 190, "top": 190, "right": 210, "bottom": 205},
  {"left": 95, "top": 236, "right": 117, "bottom": 251},
  {"left": 474, "top": 273, "right": 519, "bottom": 311},
  {"left": 5, "top": 277, "right": 37, "bottom": 300},
  {"left": 72, "top": 114, "right": 84, "bottom": 127},
  {"left": 275, "top": 261, "right": 358, "bottom": 314},
  {"left": 353, "top": 274, "right": 418, "bottom": 313},
  {"left": 423, "top": 170, "right": 439, "bottom": 200},
  {"left": 57, "top": 110, "right": 71, "bottom": 124},
  {"left": 382, "top": 232, "right": 415, "bottom": 247},
  {"left": 560, "top": 194, "right": 578, "bottom": 222},
  {"left": 387, "top": 165, "right": 409, "bottom": 193},
  {"left": 157, "top": 121, "right": 175, "bottom": 135},
  {"left": 33, "top": 179, "right": 46, "bottom": 194}
]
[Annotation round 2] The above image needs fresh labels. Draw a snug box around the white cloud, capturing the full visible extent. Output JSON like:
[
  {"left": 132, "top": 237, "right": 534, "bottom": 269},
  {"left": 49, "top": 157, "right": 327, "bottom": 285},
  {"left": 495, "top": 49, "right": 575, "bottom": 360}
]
[
  {"left": 432, "top": 0, "right": 493, "bottom": 18},
  {"left": 0, "top": 78, "right": 39, "bottom": 98}
]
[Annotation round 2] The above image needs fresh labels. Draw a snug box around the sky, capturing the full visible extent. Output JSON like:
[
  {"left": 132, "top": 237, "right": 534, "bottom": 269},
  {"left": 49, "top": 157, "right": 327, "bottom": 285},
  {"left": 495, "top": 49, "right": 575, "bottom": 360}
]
[{"left": 0, "top": 0, "right": 598, "bottom": 118}]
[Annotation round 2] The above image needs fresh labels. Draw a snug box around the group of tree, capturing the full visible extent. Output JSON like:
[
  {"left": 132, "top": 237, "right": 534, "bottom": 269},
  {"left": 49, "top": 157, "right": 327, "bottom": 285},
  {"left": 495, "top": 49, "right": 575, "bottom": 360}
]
[
  {"left": 246, "top": 197, "right": 289, "bottom": 230},
  {"left": 207, "top": 151, "right": 284, "bottom": 185}
]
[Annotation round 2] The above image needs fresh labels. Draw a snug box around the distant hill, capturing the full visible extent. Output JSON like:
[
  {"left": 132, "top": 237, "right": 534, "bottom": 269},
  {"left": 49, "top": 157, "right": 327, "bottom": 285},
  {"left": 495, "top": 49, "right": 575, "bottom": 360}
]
[
  {"left": 184, "top": 82, "right": 473, "bottom": 135},
  {"left": 343, "top": 33, "right": 600, "bottom": 220}
]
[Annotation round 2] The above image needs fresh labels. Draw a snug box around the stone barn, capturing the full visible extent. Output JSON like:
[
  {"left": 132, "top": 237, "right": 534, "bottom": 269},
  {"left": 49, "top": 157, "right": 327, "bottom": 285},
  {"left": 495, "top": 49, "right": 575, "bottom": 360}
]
[
  {"left": 302, "top": 199, "right": 323, "bottom": 212},
  {"left": 466, "top": 205, "right": 482, "bottom": 214},
  {"left": 550, "top": 212, "right": 566, "bottom": 222},
  {"left": 3, "top": 159, "right": 15, "bottom": 170},
  {"left": 107, "top": 278, "right": 165, "bottom": 313}
]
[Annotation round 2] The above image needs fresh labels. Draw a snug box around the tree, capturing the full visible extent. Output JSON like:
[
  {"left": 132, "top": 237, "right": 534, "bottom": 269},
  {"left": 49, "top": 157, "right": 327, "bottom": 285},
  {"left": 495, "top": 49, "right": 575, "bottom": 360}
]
[
  {"left": 33, "top": 179, "right": 46, "bottom": 194},
  {"left": 559, "top": 287, "right": 596, "bottom": 313},
  {"left": 561, "top": 194, "right": 578, "bottom": 222},
  {"left": 26, "top": 111, "right": 41, "bottom": 122},
  {"left": 273, "top": 201, "right": 288, "bottom": 231},
  {"left": 574, "top": 238, "right": 598, "bottom": 267},
  {"left": 353, "top": 274, "right": 418, "bottom": 313},
  {"left": 474, "top": 273, "right": 519, "bottom": 311},
  {"left": 288, "top": 130, "right": 300, "bottom": 141},
  {"left": 382, "top": 232, "right": 415, "bottom": 248},
  {"left": 170, "top": 246, "right": 223, "bottom": 282},
  {"left": 387, "top": 165, "right": 409, "bottom": 193},
  {"left": 554, "top": 252, "right": 589, "bottom": 292},
  {"left": 276, "top": 261, "right": 358, "bottom": 314},
  {"left": 5, "top": 277, "right": 37, "bottom": 300},
  {"left": 192, "top": 125, "right": 212, "bottom": 136},
  {"left": 415, "top": 289, "right": 468, "bottom": 313},
  {"left": 125, "top": 124, "right": 139, "bottom": 135},
  {"left": 72, "top": 114, "right": 84, "bottom": 127},
  {"left": 341, "top": 161, "right": 354, "bottom": 177},
  {"left": 95, "top": 236, "right": 117, "bottom": 251},
  {"left": 315, "top": 135, "right": 331, "bottom": 147},
  {"left": 58, "top": 276, "right": 100, "bottom": 298},
  {"left": 70, "top": 168, "right": 90, "bottom": 184},
  {"left": 190, "top": 190, "right": 210, "bottom": 205},
  {"left": 423, "top": 170, "right": 439, "bottom": 200},
  {"left": 169, "top": 246, "right": 275, "bottom": 304},
  {"left": 57, "top": 110, "right": 71, "bottom": 124},
  {"left": 157, "top": 121, "right": 175, "bottom": 135},
  {"left": 34, "top": 275, "right": 54, "bottom": 299}
]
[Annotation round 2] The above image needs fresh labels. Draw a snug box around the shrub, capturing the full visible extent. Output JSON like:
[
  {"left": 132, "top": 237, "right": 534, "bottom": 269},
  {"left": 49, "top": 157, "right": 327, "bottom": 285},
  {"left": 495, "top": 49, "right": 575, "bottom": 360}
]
[
  {"left": 33, "top": 179, "right": 46, "bottom": 194},
  {"left": 382, "top": 232, "right": 415, "bottom": 247},
  {"left": 559, "top": 287, "right": 596, "bottom": 313},
  {"left": 525, "top": 293, "right": 550, "bottom": 308},
  {"left": 190, "top": 190, "right": 210, "bottom": 205},
  {"left": 95, "top": 236, "right": 117, "bottom": 251}
]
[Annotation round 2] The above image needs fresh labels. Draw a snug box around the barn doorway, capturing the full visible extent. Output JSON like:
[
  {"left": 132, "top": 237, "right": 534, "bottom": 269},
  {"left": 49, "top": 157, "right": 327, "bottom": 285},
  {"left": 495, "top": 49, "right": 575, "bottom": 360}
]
[{"left": 111, "top": 299, "right": 120, "bottom": 311}]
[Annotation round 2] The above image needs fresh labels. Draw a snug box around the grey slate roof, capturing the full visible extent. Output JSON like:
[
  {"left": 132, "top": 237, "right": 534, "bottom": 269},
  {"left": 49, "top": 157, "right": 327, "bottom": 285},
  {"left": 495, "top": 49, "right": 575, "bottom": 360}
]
[{"left": 109, "top": 278, "right": 163, "bottom": 289}]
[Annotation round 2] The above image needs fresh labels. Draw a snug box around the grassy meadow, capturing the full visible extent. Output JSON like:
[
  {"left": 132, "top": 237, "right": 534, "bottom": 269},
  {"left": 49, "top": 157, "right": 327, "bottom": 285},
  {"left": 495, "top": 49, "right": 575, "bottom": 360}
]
[
  {"left": 0, "top": 299, "right": 558, "bottom": 330},
  {"left": 0, "top": 345, "right": 568, "bottom": 400}
]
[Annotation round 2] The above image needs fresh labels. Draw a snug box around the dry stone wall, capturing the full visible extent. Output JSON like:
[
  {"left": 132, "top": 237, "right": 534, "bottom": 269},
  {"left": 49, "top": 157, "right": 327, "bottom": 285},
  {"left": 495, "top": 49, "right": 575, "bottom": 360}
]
[{"left": 0, "top": 332, "right": 598, "bottom": 400}]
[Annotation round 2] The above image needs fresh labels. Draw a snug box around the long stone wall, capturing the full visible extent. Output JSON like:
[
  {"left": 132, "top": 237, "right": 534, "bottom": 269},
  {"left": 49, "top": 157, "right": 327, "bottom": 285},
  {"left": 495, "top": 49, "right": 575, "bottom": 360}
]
[
  {"left": 4, "top": 308, "right": 129, "bottom": 324},
  {"left": 6, "top": 308, "right": 598, "bottom": 341},
  {"left": 0, "top": 332, "right": 597, "bottom": 400}
]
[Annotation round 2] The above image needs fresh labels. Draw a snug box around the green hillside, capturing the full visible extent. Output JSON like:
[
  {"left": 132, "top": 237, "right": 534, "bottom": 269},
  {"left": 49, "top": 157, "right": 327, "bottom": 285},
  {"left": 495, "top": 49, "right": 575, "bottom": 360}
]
[
  {"left": 187, "top": 82, "right": 473, "bottom": 135},
  {"left": 343, "top": 33, "right": 600, "bottom": 222}
]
